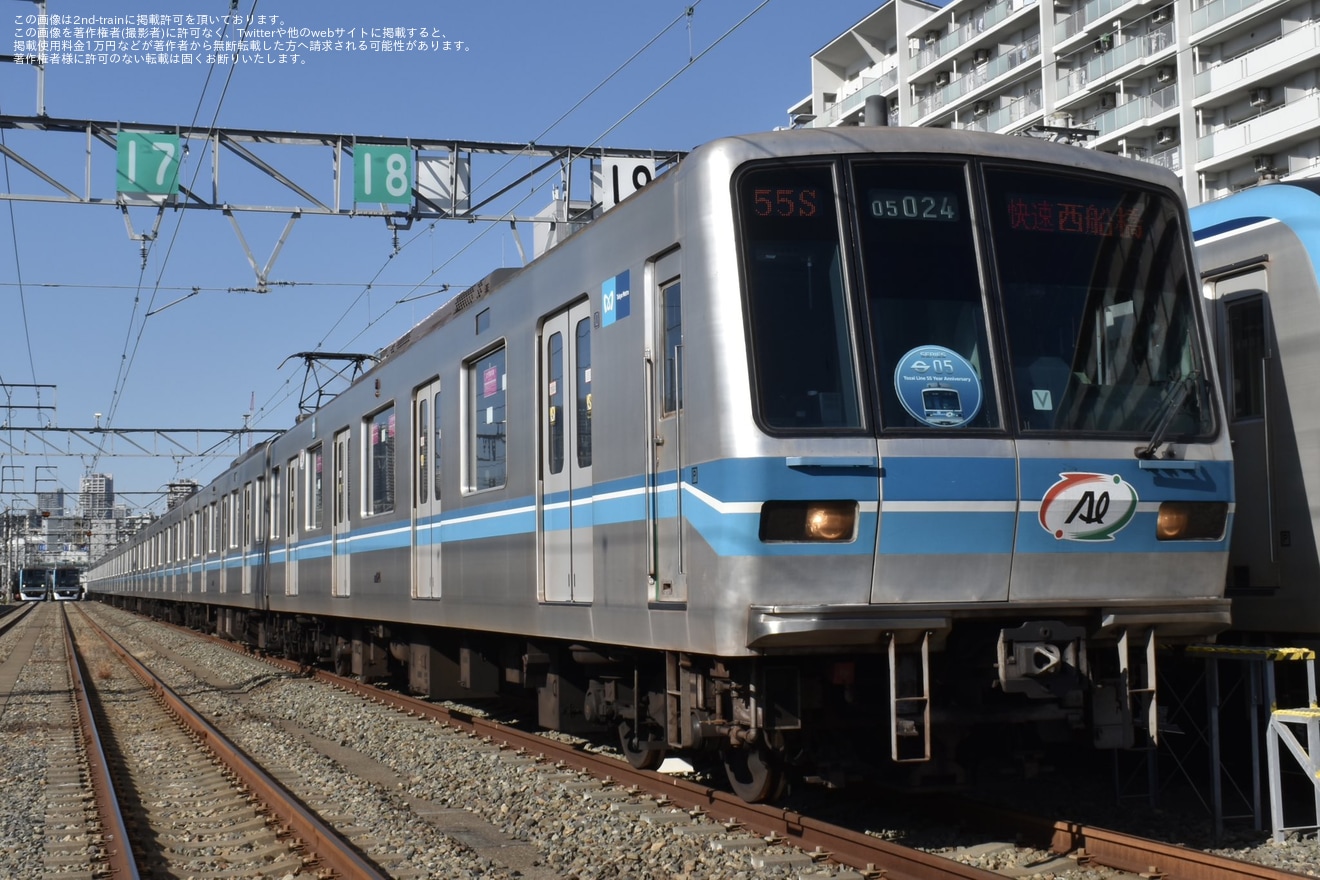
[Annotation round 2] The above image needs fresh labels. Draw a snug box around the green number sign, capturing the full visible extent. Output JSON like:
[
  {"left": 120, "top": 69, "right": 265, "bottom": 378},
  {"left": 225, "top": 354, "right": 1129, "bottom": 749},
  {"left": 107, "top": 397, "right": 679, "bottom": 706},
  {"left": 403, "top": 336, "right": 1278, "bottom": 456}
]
[
  {"left": 355, "top": 144, "right": 413, "bottom": 205},
  {"left": 116, "top": 132, "right": 181, "bottom": 197}
]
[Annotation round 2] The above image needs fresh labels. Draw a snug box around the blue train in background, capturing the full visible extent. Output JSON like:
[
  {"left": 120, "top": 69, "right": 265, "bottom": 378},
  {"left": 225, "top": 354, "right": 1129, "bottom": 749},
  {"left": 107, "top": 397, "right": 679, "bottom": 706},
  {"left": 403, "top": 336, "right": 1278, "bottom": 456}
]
[
  {"left": 1192, "top": 181, "right": 1320, "bottom": 643},
  {"left": 85, "top": 128, "right": 1234, "bottom": 800}
]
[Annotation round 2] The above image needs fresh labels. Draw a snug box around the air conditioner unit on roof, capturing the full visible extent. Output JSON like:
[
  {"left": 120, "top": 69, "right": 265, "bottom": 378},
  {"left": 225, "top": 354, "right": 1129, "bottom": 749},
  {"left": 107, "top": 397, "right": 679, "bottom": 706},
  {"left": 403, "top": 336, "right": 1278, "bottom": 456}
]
[
  {"left": 935, "top": 71, "right": 951, "bottom": 87},
  {"left": 974, "top": 48, "right": 991, "bottom": 64},
  {"left": 1249, "top": 87, "right": 1270, "bottom": 106},
  {"left": 1156, "top": 127, "right": 1175, "bottom": 145}
]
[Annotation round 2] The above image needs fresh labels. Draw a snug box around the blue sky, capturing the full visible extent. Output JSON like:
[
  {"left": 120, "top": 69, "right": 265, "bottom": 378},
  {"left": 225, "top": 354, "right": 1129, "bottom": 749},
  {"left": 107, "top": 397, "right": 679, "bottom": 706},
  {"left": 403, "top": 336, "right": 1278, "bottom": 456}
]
[{"left": 0, "top": 0, "right": 887, "bottom": 514}]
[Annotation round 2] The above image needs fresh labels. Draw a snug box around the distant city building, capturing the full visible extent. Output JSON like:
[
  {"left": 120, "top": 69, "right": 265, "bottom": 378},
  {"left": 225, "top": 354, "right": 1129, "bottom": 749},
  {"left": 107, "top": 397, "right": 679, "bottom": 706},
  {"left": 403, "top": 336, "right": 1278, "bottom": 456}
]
[
  {"left": 166, "top": 480, "right": 201, "bottom": 511},
  {"left": 80, "top": 472, "right": 115, "bottom": 519},
  {"left": 787, "top": 0, "right": 1320, "bottom": 205},
  {"left": 36, "top": 489, "right": 64, "bottom": 518}
]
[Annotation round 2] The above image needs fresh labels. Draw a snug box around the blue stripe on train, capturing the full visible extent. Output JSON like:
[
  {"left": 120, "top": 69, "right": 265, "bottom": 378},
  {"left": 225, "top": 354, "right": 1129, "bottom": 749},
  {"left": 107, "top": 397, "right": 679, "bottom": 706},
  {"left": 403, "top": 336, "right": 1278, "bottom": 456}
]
[{"left": 153, "top": 455, "right": 1229, "bottom": 576}]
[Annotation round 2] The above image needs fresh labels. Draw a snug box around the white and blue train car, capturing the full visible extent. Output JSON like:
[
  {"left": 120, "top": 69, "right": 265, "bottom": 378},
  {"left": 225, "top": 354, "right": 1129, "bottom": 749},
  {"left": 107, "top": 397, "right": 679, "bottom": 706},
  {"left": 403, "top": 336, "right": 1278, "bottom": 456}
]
[
  {"left": 87, "top": 128, "right": 1233, "bottom": 799},
  {"left": 1193, "top": 181, "right": 1320, "bottom": 641}
]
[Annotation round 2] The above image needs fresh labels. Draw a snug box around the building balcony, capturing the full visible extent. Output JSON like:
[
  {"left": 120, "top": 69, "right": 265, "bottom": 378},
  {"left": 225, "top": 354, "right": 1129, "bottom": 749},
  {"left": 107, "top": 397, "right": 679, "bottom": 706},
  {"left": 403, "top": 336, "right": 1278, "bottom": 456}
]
[
  {"left": 1196, "top": 92, "right": 1320, "bottom": 169},
  {"left": 1191, "top": 0, "right": 1276, "bottom": 36},
  {"left": 1056, "top": 23, "right": 1174, "bottom": 101},
  {"left": 909, "top": 0, "right": 1038, "bottom": 75},
  {"left": 808, "top": 68, "right": 900, "bottom": 127},
  {"left": 1056, "top": 0, "right": 1156, "bottom": 47},
  {"left": 915, "top": 35, "right": 1042, "bottom": 121},
  {"left": 1139, "top": 144, "right": 1183, "bottom": 172},
  {"left": 1076, "top": 83, "right": 1179, "bottom": 140},
  {"left": 953, "top": 89, "right": 1044, "bottom": 132},
  {"left": 1194, "top": 21, "right": 1320, "bottom": 100}
]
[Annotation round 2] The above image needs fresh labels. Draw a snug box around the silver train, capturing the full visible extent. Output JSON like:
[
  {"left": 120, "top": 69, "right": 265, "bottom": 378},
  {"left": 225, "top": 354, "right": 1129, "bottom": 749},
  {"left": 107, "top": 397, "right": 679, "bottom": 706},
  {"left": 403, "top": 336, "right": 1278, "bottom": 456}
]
[
  {"left": 86, "top": 128, "right": 1235, "bottom": 800},
  {"left": 1192, "top": 181, "right": 1320, "bottom": 640}
]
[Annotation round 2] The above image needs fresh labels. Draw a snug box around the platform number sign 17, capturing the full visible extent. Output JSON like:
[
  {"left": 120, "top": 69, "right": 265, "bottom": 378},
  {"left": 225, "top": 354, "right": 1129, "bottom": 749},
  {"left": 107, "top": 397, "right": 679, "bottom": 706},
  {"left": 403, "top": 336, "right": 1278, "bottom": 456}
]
[
  {"left": 355, "top": 144, "right": 414, "bottom": 206},
  {"left": 116, "top": 132, "right": 181, "bottom": 199}
]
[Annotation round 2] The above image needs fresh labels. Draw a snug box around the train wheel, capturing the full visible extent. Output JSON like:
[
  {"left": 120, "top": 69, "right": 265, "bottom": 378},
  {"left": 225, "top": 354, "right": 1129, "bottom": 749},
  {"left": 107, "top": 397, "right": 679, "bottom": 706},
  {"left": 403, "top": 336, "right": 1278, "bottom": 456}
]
[
  {"left": 618, "top": 720, "right": 665, "bottom": 771},
  {"left": 722, "top": 740, "right": 784, "bottom": 803}
]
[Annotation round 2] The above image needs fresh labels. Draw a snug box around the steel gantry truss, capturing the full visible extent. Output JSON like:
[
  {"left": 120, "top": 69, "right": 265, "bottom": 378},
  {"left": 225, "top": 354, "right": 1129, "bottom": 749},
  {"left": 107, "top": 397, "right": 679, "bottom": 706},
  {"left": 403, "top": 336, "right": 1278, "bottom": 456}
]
[
  {"left": 0, "top": 113, "right": 685, "bottom": 283},
  {"left": 0, "top": 114, "right": 683, "bottom": 218},
  {"left": 0, "top": 425, "right": 282, "bottom": 459}
]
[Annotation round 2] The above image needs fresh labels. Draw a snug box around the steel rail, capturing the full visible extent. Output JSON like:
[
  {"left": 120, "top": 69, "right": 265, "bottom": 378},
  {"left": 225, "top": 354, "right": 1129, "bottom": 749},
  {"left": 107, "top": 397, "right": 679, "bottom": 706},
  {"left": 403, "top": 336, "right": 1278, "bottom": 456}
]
[
  {"left": 61, "top": 605, "right": 140, "bottom": 879},
  {"left": 161, "top": 619, "right": 1313, "bottom": 880},
  {"left": 70, "top": 606, "right": 389, "bottom": 880},
  {"left": 230, "top": 647, "right": 1006, "bottom": 880},
  {"left": 925, "top": 794, "right": 1311, "bottom": 880}
]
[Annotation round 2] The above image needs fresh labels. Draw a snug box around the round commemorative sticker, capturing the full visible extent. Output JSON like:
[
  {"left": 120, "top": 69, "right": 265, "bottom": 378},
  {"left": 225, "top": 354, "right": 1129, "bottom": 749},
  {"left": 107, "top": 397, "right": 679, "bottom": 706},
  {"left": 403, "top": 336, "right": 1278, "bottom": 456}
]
[{"left": 893, "top": 345, "right": 983, "bottom": 428}]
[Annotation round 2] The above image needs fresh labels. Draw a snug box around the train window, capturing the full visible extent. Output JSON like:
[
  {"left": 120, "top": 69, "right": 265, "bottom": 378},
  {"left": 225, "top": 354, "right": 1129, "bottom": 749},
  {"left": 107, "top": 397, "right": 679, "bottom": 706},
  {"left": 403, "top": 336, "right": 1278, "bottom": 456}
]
[
  {"left": 548, "top": 330, "right": 565, "bottom": 474},
  {"left": 1226, "top": 297, "right": 1265, "bottom": 420},
  {"left": 469, "top": 346, "right": 507, "bottom": 490},
  {"left": 417, "top": 396, "right": 430, "bottom": 503},
  {"left": 852, "top": 161, "right": 997, "bottom": 430},
  {"left": 366, "top": 405, "right": 396, "bottom": 515},
  {"left": 270, "top": 467, "right": 280, "bottom": 539},
  {"left": 287, "top": 458, "right": 298, "bottom": 537},
  {"left": 434, "top": 389, "right": 442, "bottom": 500},
  {"left": 738, "top": 163, "right": 862, "bottom": 430},
  {"left": 308, "top": 444, "right": 324, "bottom": 530},
  {"left": 576, "top": 317, "right": 592, "bottom": 467},
  {"left": 662, "top": 281, "right": 683, "bottom": 415},
  {"left": 985, "top": 168, "right": 1213, "bottom": 437},
  {"left": 244, "top": 483, "right": 253, "bottom": 546}
]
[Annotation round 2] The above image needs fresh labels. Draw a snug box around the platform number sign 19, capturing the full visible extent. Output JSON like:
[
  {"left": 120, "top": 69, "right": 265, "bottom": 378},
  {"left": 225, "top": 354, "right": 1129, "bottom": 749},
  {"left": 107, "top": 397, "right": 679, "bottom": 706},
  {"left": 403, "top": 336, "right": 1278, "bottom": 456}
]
[
  {"left": 116, "top": 132, "right": 181, "bottom": 199},
  {"left": 355, "top": 144, "right": 414, "bottom": 206},
  {"left": 595, "top": 156, "right": 655, "bottom": 213}
]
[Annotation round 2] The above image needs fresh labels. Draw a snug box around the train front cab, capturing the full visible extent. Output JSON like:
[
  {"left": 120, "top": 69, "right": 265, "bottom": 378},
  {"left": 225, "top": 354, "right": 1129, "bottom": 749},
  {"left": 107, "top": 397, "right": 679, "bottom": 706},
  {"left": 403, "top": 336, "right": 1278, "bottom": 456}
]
[
  {"left": 16, "top": 567, "right": 51, "bottom": 602},
  {"left": 1192, "top": 181, "right": 1320, "bottom": 638},
  {"left": 692, "top": 135, "right": 1234, "bottom": 793}
]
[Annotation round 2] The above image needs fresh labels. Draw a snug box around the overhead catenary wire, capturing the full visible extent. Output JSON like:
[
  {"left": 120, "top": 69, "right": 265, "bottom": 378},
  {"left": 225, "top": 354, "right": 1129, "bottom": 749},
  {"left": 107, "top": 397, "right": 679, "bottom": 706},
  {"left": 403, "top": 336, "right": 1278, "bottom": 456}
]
[
  {"left": 95, "top": 0, "right": 260, "bottom": 473},
  {"left": 216, "top": 1, "right": 729, "bottom": 465}
]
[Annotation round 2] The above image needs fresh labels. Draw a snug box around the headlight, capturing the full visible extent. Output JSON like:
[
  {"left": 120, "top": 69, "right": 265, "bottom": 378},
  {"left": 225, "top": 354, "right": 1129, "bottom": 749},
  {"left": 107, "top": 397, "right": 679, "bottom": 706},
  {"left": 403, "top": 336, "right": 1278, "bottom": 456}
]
[
  {"left": 759, "top": 501, "right": 857, "bottom": 542},
  {"left": 1156, "top": 502, "right": 1228, "bottom": 540}
]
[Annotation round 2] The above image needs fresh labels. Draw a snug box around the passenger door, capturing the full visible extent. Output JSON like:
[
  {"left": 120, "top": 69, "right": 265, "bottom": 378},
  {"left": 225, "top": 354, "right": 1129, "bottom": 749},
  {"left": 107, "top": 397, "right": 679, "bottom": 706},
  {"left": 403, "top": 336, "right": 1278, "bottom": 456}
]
[
  {"left": 332, "top": 428, "right": 351, "bottom": 597},
  {"left": 1213, "top": 272, "right": 1280, "bottom": 590},
  {"left": 540, "top": 302, "right": 594, "bottom": 602},
  {"left": 648, "top": 265, "right": 686, "bottom": 604},
  {"left": 413, "top": 380, "right": 443, "bottom": 599}
]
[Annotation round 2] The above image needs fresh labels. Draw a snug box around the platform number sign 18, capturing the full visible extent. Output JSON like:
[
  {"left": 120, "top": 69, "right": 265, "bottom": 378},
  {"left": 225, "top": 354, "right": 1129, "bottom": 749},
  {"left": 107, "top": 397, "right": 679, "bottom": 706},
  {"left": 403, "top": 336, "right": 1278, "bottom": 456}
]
[
  {"left": 116, "top": 132, "right": 181, "bottom": 198},
  {"left": 355, "top": 144, "right": 414, "bottom": 206}
]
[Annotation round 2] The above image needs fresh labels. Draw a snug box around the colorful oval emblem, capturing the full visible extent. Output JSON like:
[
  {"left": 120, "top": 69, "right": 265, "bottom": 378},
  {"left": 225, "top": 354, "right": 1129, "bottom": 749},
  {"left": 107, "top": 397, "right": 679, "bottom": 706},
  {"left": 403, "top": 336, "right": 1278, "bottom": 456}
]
[{"left": 1039, "top": 473, "right": 1139, "bottom": 541}]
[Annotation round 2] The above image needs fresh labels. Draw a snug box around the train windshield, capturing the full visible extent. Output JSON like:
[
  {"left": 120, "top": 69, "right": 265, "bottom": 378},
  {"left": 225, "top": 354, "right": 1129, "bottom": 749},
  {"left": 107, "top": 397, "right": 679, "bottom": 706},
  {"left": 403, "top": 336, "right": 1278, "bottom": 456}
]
[
  {"left": 739, "top": 164, "right": 864, "bottom": 430},
  {"left": 852, "top": 161, "right": 999, "bottom": 430},
  {"left": 737, "top": 158, "right": 1213, "bottom": 439},
  {"left": 984, "top": 168, "right": 1214, "bottom": 436}
]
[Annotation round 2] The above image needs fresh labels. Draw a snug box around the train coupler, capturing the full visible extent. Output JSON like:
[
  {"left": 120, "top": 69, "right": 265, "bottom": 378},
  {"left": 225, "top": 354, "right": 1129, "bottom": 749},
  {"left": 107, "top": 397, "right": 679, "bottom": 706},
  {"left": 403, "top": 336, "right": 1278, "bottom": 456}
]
[{"left": 995, "top": 621, "right": 1087, "bottom": 703}]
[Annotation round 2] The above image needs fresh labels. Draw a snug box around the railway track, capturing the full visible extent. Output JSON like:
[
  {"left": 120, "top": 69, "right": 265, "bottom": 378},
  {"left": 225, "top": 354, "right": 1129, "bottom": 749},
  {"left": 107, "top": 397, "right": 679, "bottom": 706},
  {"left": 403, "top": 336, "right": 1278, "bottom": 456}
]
[
  {"left": 84, "top": 603, "right": 1308, "bottom": 880},
  {"left": 0, "top": 602, "right": 389, "bottom": 878},
  {"left": 64, "top": 603, "right": 389, "bottom": 879},
  {"left": 7, "top": 602, "right": 1307, "bottom": 880}
]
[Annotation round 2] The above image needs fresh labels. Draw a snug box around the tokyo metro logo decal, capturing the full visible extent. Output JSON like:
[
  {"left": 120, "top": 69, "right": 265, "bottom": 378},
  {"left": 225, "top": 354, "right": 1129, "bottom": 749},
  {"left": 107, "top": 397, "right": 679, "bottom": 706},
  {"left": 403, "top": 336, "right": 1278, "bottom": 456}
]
[{"left": 1039, "top": 473, "right": 1139, "bottom": 541}]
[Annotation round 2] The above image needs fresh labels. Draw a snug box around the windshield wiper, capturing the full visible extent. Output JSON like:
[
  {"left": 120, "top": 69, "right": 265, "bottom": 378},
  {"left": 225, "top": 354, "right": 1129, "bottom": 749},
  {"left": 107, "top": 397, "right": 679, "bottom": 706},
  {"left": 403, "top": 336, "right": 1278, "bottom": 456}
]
[{"left": 1135, "top": 372, "right": 1198, "bottom": 459}]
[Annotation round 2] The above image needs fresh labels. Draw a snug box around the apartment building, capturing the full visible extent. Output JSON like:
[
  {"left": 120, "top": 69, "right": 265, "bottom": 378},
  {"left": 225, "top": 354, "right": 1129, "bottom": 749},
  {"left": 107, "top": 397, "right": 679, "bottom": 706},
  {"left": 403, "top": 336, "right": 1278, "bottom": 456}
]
[{"left": 787, "top": 0, "right": 1320, "bottom": 205}]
